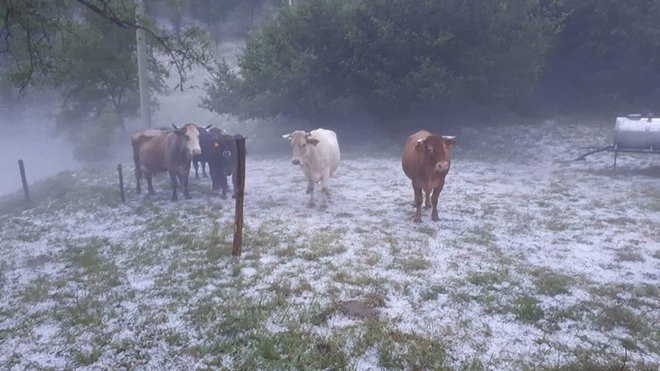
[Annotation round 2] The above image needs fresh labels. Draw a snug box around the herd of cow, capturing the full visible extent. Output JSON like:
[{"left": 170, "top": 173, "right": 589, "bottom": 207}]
[{"left": 131, "top": 124, "right": 456, "bottom": 222}]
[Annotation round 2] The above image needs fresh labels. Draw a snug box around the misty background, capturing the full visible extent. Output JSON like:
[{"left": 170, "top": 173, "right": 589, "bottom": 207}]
[{"left": 1, "top": 0, "right": 659, "bottom": 196}]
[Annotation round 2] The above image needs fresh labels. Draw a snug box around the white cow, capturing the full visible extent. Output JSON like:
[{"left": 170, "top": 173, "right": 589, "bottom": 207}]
[{"left": 282, "top": 128, "right": 340, "bottom": 206}]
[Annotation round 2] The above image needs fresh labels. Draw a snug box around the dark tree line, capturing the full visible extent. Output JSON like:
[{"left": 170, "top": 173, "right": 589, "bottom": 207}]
[{"left": 202, "top": 0, "right": 660, "bottom": 119}]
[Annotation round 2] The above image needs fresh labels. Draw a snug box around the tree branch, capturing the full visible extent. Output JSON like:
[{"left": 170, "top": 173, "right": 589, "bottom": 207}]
[{"left": 75, "top": 0, "right": 209, "bottom": 90}]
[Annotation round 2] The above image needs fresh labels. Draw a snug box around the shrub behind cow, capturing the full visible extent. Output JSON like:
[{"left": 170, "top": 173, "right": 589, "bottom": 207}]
[{"left": 401, "top": 130, "right": 456, "bottom": 222}]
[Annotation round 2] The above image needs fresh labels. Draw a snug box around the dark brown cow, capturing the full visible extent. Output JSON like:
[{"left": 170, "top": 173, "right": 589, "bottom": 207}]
[
  {"left": 401, "top": 130, "right": 456, "bottom": 222},
  {"left": 131, "top": 123, "right": 202, "bottom": 201}
]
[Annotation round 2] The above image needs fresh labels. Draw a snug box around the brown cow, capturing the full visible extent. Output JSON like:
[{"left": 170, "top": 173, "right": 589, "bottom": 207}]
[
  {"left": 401, "top": 130, "right": 456, "bottom": 222},
  {"left": 131, "top": 123, "right": 202, "bottom": 201}
]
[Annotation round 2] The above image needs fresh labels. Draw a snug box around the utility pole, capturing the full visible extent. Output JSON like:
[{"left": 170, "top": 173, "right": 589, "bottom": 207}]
[{"left": 136, "top": 0, "right": 151, "bottom": 128}]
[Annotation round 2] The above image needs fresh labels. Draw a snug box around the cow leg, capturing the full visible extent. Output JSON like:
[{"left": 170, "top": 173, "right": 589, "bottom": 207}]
[
  {"left": 209, "top": 166, "right": 219, "bottom": 191},
  {"left": 202, "top": 162, "right": 208, "bottom": 178},
  {"left": 320, "top": 170, "right": 331, "bottom": 206},
  {"left": 430, "top": 183, "right": 445, "bottom": 221},
  {"left": 169, "top": 171, "right": 179, "bottom": 201},
  {"left": 135, "top": 169, "right": 142, "bottom": 194},
  {"left": 181, "top": 172, "right": 191, "bottom": 199},
  {"left": 231, "top": 172, "right": 237, "bottom": 199},
  {"left": 413, "top": 184, "right": 423, "bottom": 223},
  {"left": 220, "top": 175, "right": 229, "bottom": 199},
  {"left": 424, "top": 189, "right": 432, "bottom": 209},
  {"left": 193, "top": 160, "right": 200, "bottom": 179},
  {"left": 307, "top": 180, "right": 315, "bottom": 207},
  {"left": 146, "top": 175, "right": 155, "bottom": 195}
]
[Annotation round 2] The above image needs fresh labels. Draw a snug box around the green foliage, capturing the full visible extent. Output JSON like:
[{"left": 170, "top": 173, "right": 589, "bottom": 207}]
[
  {"left": 2, "top": 0, "right": 208, "bottom": 161},
  {"left": 202, "top": 0, "right": 559, "bottom": 118},
  {"left": 543, "top": 0, "right": 660, "bottom": 110}
]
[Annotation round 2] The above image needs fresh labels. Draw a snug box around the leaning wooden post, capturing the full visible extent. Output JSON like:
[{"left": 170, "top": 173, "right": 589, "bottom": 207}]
[
  {"left": 117, "top": 164, "right": 126, "bottom": 202},
  {"left": 232, "top": 135, "right": 247, "bottom": 257},
  {"left": 18, "top": 159, "right": 30, "bottom": 202}
]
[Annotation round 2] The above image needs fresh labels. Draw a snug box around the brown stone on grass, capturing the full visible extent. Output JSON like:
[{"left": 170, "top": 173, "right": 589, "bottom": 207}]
[{"left": 340, "top": 300, "right": 379, "bottom": 319}]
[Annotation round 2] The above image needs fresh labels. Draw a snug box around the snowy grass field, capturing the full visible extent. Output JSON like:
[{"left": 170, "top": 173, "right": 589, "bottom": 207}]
[{"left": 0, "top": 117, "right": 658, "bottom": 370}]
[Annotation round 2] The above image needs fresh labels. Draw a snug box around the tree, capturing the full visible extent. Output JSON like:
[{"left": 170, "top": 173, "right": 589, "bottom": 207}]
[
  {"left": 541, "top": 0, "right": 660, "bottom": 111},
  {"left": 1, "top": 0, "right": 210, "bottom": 161},
  {"left": 202, "top": 0, "right": 559, "bottom": 119},
  {"left": 54, "top": 4, "right": 167, "bottom": 161},
  {"left": 1, "top": 0, "right": 209, "bottom": 92}
]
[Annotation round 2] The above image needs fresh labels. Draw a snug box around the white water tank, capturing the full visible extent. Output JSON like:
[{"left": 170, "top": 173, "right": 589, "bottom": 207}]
[{"left": 614, "top": 115, "right": 660, "bottom": 150}]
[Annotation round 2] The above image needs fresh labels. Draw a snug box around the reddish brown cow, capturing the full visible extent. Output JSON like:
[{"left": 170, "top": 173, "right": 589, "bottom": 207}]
[
  {"left": 131, "top": 123, "right": 202, "bottom": 201},
  {"left": 401, "top": 130, "right": 456, "bottom": 222}
]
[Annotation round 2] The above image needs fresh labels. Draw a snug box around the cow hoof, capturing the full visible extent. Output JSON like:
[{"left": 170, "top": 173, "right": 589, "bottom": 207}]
[
  {"left": 413, "top": 217, "right": 422, "bottom": 223},
  {"left": 171, "top": 197, "right": 178, "bottom": 201},
  {"left": 432, "top": 214, "right": 439, "bottom": 221},
  {"left": 306, "top": 188, "right": 312, "bottom": 194},
  {"left": 221, "top": 194, "right": 227, "bottom": 200},
  {"left": 424, "top": 204, "right": 432, "bottom": 210},
  {"left": 185, "top": 195, "right": 192, "bottom": 200}
]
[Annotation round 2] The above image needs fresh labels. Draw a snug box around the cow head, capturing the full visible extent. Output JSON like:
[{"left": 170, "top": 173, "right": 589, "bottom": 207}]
[
  {"left": 283, "top": 130, "right": 319, "bottom": 165},
  {"left": 209, "top": 132, "right": 237, "bottom": 173},
  {"left": 415, "top": 135, "right": 456, "bottom": 173},
  {"left": 172, "top": 123, "right": 202, "bottom": 155}
]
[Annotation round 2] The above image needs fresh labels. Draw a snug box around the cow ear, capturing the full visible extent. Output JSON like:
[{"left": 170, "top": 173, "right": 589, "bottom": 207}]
[
  {"left": 172, "top": 124, "right": 179, "bottom": 130},
  {"left": 443, "top": 136, "right": 456, "bottom": 149},
  {"left": 307, "top": 137, "right": 320, "bottom": 146},
  {"left": 415, "top": 138, "right": 426, "bottom": 152}
]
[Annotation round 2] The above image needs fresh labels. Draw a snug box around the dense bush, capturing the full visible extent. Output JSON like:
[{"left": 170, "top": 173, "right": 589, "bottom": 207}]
[
  {"left": 203, "top": 0, "right": 660, "bottom": 119},
  {"left": 542, "top": 0, "right": 660, "bottom": 111},
  {"left": 202, "top": 0, "right": 559, "bottom": 118}
]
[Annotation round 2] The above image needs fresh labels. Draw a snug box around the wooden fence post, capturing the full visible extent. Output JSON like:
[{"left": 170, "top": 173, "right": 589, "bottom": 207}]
[
  {"left": 117, "top": 164, "right": 125, "bottom": 202},
  {"left": 18, "top": 159, "right": 29, "bottom": 202},
  {"left": 232, "top": 135, "right": 246, "bottom": 257}
]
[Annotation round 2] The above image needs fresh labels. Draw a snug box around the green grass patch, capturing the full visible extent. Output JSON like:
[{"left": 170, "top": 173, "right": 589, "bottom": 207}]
[
  {"left": 532, "top": 268, "right": 572, "bottom": 296},
  {"left": 467, "top": 269, "right": 509, "bottom": 289},
  {"left": 378, "top": 329, "right": 450, "bottom": 370},
  {"left": 615, "top": 247, "right": 645, "bottom": 263},
  {"left": 513, "top": 296, "right": 544, "bottom": 323},
  {"left": 392, "top": 256, "right": 432, "bottom": 271},
  {"left": 21, "top": 276, "right": 50, "bottom": 303}
]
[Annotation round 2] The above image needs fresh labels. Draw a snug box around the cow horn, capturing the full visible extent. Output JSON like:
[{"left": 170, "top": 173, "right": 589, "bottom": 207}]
[
  {"left": 282, "top": 133, "right": 293, "bottom": 140},
  {"left": 416, "top": 138, "right": 425, "bottom": 144},
  {"left": 442, "top": 136, "right": 456, "bottom": 140},
  {"left": 172, "top": 124, "right": 179, "bottom": 130},
  {"left": 205, "top": 124, "right": 213, "bottom": 129}
]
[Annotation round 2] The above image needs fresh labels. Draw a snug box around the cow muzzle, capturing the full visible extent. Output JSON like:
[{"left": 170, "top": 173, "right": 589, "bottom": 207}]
[
  {"left": 292, "top": 159, "right": 300, "bottom": 165},
  {"left": 435, "top": 161, "right": 450, "bottom": 172},
  {"left": 222, "top": 150, "right": 232, "bottom": 158},
  {"left": 191, "top": 147, "right": 202, "bottom": 156}
]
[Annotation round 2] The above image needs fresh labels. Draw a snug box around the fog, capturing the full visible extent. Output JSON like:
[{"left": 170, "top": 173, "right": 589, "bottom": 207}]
[
  {"left": 0, "top": 93, "right": 77, "bottom": 196},
  {"left": 0, "top": 40, "right": 245, "bottom": 198}
]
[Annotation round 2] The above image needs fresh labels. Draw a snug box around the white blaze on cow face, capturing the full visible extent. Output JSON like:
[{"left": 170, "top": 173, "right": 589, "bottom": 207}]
[
  {"left": 184, "top": 124, "right": 202, "bottom": 155},
  {"left": 282, "top": 131, "right": 319, "bottom": 166}
]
